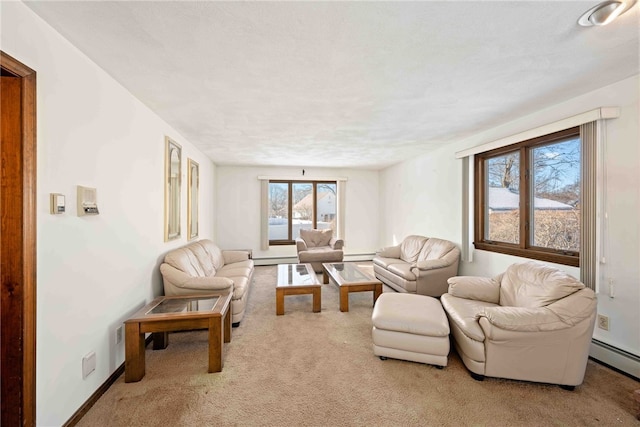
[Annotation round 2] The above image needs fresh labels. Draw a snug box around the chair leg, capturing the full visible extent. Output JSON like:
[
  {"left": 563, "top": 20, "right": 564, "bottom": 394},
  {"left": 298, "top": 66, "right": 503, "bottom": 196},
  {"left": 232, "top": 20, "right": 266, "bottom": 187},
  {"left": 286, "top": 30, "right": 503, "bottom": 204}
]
[
  {"left": 560, "top": 385, "right": 575, "bottom": 391},
  {"left": 379, "top": 356, "right": 388, "bottom": 361}
]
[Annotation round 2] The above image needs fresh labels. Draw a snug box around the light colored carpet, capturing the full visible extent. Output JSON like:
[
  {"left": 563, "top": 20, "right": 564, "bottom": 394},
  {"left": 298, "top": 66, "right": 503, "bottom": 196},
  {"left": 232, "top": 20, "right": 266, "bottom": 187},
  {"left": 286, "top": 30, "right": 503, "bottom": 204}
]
[{"left": 77, "top": 264, "right": 640, "bottom": 426}]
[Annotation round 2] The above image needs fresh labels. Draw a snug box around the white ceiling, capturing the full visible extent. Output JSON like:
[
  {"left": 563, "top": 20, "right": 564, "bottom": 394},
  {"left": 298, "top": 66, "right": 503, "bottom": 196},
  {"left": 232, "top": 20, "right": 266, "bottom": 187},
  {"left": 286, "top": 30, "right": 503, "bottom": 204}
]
[{"left": 25, "top": 1, "right": 640, "bottom": 170}]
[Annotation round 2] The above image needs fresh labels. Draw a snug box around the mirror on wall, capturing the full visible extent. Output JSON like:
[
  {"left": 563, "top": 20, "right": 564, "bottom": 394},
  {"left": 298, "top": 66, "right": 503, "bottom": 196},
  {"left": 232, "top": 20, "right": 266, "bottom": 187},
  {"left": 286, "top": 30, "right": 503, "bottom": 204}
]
[
  {"left": 164, "top": 137, "right": 182, "bottom": 241},
  {"left": 187, "top": 158, "right": 199, "bottom": 240}
]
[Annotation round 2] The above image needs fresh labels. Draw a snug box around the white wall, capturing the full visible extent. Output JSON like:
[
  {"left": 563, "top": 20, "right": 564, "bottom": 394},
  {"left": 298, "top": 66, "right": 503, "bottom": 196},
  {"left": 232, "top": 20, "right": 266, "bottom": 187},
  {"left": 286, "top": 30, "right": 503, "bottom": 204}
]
[
  {"left": 380, "top": 75, "right": 640, "bottom": 364},
  {"left": 215, "top": 166, "right": 379, "bottom": 260},
  {"left": 2, "top": 3, "right": 217, "bottom": 425}
]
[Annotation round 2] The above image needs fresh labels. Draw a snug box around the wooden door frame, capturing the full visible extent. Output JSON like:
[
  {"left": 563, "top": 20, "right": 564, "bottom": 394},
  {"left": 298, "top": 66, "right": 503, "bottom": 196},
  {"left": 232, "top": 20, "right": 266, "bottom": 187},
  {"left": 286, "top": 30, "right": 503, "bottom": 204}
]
[{"left": 1, "top": 51, "right": 37, "bottom": 426}]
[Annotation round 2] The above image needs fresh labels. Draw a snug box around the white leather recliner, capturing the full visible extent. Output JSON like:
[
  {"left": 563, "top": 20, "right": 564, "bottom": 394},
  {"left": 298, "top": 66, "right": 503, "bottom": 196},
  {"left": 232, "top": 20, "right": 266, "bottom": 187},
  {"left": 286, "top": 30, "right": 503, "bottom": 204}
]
[{"left": 440, "top": 261, "right": 597, "bottom": 390}]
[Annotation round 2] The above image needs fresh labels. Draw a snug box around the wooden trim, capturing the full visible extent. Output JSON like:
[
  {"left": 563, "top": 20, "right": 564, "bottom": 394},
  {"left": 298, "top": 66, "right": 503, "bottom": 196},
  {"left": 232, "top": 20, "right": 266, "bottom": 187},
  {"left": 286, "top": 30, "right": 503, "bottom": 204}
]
[
  {"left": 473, "top": 127, "right": 580, "bottom": 267},
  {"left": 0, "top": 51, "right": 37, "bottom": 427},
  {"left": 268, "top": 180, "right": 338, "bottom": 246},
  {"left": 63, "top": 336, "right": 153, "bottom": 427},
  {"left": 63, "top": 365, "right": 124, "bottom": 427}
]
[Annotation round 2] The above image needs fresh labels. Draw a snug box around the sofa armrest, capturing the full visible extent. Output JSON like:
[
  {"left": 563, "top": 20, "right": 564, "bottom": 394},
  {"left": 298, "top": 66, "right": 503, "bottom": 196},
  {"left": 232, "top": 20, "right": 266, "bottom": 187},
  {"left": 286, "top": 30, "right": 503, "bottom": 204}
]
[
  {"left": 376, "top": 245, "right": 401, "bottom": 259},
  {"left": 479, "top": 306, "right": 569, "bottom": 335},
  {"left": 447, "top": 275, "right": 501, "bottom": 304},
  {"left": 330, "top": 237, "right": 344, "bottom": 250},
  {"left": 222, "top": 250, "right": 250, "bottom": 264},
  {"left": 414, "top": 259, "right": 450, "bottom": 271},
  {"left": 295, "top": 238, "right": 308, "bottom": 252},
  {"left": 160, "top": 264, "right": 233, "bottom": 291}
]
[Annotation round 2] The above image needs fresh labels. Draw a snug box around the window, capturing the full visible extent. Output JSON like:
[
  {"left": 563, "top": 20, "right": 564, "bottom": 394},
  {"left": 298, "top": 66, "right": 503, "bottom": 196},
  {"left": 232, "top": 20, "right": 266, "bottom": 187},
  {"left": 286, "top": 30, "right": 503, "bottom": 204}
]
[
  {"left": 268, "top": 180, "right": 337, "bottom": 245},
  {"left": 474, "top": 127, "right": 581, "bottom": 266}
]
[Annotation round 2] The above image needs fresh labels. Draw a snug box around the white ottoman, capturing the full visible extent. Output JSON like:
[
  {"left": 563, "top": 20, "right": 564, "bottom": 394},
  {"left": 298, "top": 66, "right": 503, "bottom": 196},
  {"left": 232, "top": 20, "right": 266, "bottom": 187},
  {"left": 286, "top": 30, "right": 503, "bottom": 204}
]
[{"left": 372, "top": 293, "right": 450, "bottom": 368}]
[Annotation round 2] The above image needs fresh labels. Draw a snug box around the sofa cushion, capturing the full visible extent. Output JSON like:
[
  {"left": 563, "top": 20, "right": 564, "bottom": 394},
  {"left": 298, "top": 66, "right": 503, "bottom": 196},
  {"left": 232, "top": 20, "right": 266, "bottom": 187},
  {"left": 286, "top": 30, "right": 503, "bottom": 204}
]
[
  {"left": 419, "top": 238, "right": 456, "bottom": 261},
  {"left": 399, "top": 235, "right": 427, "bottom": 263},
  {"left": 190, "top": 242, "right": 216, "bottom": 276},
  {"left": 164, "top": 247, "right": 206, "bottom": 277},
  {"left": 500, "top": 262, "right": 585, "bottom": 308},
  {"left": 372, "top": 256, "right": 398, "bottom": 269},
  {"left": 387, "top": 263, "right": 417, "bottom": 281},
  {"left": 300, "top": 228, "right": 333, "bottom": 248},
  {"left": 197, "top": 239, "right": 224, "bottom": 270}
]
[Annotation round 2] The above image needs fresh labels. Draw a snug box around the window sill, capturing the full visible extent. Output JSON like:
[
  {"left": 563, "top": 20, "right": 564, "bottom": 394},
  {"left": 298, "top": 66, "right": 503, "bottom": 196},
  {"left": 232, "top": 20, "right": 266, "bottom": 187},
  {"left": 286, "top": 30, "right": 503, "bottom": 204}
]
[{"left": 473, "top": 242, "right": 579, "bottom": 267}]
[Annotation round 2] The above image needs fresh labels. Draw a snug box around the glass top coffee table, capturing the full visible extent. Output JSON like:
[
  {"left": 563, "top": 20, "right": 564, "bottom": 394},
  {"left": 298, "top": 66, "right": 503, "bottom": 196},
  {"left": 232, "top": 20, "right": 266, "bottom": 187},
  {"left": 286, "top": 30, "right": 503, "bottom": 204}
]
[
  {"left": 322, "top": 263, "right": 382, "bottom": 312},
  {"left": 276, "top": 263, "right": 321, "bottom": 315},
  {"left": 124, "top": 292, "right": 232, "bottom": 382}
]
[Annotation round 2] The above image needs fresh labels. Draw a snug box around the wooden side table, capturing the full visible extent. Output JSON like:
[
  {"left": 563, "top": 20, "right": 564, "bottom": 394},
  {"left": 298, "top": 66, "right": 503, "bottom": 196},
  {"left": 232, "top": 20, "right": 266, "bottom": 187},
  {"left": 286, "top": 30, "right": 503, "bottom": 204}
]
[{"left": 124, "top": 292, "right": 232, "bottom": 382}]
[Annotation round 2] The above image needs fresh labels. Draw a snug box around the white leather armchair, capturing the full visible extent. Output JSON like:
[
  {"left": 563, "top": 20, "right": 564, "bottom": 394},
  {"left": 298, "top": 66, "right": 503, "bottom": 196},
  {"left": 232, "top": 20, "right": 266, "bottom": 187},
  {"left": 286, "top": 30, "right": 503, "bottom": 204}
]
[
  {"left": 296, "top": 228, "right": 344, "bottom": 273},
  {"left": 440, "top": 261, "right": 597, "bottom": 389}
]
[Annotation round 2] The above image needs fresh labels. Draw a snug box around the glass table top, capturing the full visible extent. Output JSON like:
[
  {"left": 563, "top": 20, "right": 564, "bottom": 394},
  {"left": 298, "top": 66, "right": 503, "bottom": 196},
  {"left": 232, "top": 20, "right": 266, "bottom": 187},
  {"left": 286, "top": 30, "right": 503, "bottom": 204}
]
[
  {"left": 324, "top": 263, "right": 375, "bottom": 283},
  {"left": 146, "top": 296, "right": 219, "bottom": 315},
  {"left": 277, "top": 264, "right": 319, "bottom": 287}
]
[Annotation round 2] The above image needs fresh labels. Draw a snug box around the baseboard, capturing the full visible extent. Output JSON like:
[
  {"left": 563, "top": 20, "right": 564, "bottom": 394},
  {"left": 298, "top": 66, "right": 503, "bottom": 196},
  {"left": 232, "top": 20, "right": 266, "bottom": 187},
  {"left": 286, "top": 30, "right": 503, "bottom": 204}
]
[
  {"left": 590, "top": 339, "right": 640, "bottom": 380},
  {"left": 63, "top": 335, "right": 153, "bottom": 427},
  {"left": 254, "top": 253, "right": 374, "bottom": 266}
]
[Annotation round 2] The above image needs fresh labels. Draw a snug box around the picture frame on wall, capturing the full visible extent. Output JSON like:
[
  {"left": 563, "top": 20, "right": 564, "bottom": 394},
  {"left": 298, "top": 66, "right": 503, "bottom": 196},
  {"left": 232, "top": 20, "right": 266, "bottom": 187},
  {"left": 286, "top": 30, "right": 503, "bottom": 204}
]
[
  {"left": 164, "top": 136, "right": 181, "bottom": 241},
  {"left": 187, "top": 158, "right": 199, "bottom": 240}
]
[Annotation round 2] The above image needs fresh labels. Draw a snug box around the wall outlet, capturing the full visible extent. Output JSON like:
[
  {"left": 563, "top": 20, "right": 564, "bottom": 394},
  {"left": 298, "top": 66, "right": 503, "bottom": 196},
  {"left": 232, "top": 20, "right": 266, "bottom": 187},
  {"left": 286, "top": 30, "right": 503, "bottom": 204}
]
[
  {"left": 115, "top": 325, "right": 123, "bottom": 344},
  {"left": 82, "top": 351, "right": 96, "bottom": 379},
  {"left": 597, "top": 314, "right": 610, "bottom": 331}
]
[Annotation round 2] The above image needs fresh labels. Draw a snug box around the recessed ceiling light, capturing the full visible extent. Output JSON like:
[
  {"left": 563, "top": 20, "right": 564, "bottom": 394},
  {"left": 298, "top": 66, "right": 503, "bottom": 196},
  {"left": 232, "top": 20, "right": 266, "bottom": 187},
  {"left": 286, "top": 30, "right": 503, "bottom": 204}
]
[{"left": 578, "top": 0, "right": 637, "bottom": 26}]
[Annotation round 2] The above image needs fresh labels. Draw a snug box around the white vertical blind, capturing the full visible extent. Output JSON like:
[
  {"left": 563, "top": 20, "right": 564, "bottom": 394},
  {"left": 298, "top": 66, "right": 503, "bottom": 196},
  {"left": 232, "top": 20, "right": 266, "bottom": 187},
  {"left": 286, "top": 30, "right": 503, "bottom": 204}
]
[
  {"left": 461, "top": 156, "right": 474, "bottom": 262},
  {"left": 337, "top": 180, "right": 346, "bottom": 242},
  {"left": 260, "top": 180, "right": 269, "bottom": 250},
  {"left": 580, "top": 121, "right": 601, "bottom": 291},
  {"left": 258, "top": 176, "right": 347, "bottom": 250}
]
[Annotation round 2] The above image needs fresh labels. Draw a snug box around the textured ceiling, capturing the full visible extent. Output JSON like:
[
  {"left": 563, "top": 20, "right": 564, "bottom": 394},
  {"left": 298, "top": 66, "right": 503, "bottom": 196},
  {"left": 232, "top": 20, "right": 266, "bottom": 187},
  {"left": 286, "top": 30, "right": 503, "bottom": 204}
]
[{"left": 24, "top": 1, "right": 640, "bottom": 170}]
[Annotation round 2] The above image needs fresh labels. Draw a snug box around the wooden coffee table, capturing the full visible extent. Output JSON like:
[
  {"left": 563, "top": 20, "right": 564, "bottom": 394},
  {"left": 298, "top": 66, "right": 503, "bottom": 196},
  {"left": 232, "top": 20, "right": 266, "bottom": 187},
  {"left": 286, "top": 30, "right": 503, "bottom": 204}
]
[
  {"left": 124, "top": 292, "right": 232, "bottom": 382},
  {"left": 322, "top": 262, "right": 382, "bottom": 312},
  {"left": 276, "top": 263, "right": 321, "bottom": 315}
]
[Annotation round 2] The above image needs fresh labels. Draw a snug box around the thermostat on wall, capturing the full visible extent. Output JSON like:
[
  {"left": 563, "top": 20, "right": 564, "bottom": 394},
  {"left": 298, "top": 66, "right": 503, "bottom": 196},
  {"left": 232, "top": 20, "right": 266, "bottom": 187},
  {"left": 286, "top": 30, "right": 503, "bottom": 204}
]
[
  {"left": 77, "top": 185, "right": 99, "bottom": 216},
  {"left": 50, "top": 193, "right": 65, "bottom": 214}
]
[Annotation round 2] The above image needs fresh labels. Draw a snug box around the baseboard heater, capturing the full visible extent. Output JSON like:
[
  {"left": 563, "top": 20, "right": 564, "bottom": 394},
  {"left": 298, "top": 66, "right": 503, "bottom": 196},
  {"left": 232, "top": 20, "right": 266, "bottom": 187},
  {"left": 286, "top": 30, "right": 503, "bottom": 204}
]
[
  {"left": 590, "top": 339, "right": 640, "bottom": 380},
  {"left": 253, "top": 253, "right": 375, "bottom": 266}
]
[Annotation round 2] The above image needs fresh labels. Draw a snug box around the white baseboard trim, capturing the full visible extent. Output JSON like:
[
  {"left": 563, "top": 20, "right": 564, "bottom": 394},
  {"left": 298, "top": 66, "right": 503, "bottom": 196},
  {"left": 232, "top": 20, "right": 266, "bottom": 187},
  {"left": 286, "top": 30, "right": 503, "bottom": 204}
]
[
  {"left": 254, "top": 253, "right": 375, "bottom": 266},
  {"left": 590, "top": 339, "right": 640, "bottom": 380}
]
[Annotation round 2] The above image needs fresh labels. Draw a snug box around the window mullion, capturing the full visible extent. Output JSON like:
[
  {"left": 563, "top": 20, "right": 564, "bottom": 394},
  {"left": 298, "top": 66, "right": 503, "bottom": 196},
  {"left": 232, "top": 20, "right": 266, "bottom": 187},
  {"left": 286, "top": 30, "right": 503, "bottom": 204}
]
[
  {"left": 287, "top": 182, "right": 293, "bottom": 241},
  {"left": 521, "top": 146, "right": 530, "bottom": 250},
  {"left": 312, "top": 182, "right": 318, "bottom": 228}
]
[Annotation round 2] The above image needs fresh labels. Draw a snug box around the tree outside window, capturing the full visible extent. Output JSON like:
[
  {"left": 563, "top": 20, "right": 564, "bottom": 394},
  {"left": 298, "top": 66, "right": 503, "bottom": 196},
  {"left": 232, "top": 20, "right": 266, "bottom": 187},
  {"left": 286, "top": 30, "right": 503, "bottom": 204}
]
[
  {"left": 475, "top": 127, "right": 580, "bottom": 266},
  {"left": 268, "top": 181, "right": 337, "bottom": 244}
]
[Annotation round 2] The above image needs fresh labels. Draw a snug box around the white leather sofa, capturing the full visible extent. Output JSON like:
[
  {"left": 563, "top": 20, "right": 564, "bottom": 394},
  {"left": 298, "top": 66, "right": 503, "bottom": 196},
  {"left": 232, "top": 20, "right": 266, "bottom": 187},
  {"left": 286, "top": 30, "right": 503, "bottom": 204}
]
[
  {"left": 160, "top": 239, "right": 254, "bottom": 325},
  {"left": 373, "top": 235, "right": 460, "bottom": 297},
  {"left": 440, "top": 261, "right": 597, "bottom": 389}
]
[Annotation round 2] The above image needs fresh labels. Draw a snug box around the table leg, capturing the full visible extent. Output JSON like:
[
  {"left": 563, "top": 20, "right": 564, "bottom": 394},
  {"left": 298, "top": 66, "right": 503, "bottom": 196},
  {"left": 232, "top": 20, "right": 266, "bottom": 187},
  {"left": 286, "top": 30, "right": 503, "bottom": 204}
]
[
  {"left": 224, "top": 303, "right": 231, "bottom": 344},
  {"left": 373, "top": 283, "right": 382, "bottom": 306},
  {"left": 208, "top": 316, "right": 224, "bottom": 373},
  {"left": 312, "top": 287, "right": 321, "bottom": 313},
  {"left": 323, "top": 269, "right": 329, "bottom": 284},
  {"left": 340, "top": 286, "right": 349, "bottom": 312},
  {"left": 152, "top": 332, "right": 169, "bottom": 350},
  {"left": 276, "top": 288, "right": 285, "bottom": 315},
  {"left": 125, "top": 322, "right": 145, "bottom": 382}
]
